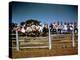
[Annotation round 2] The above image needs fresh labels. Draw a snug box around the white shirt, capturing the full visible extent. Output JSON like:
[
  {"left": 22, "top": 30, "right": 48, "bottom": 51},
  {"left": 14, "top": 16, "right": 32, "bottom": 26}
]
[
  {"left": 31, "top": 25, "right": 36, "bottom": 31},
  {"left": 70, "top": 24, "right": 73, "bottom": 30},
  {"left": 21, "top": 27, "right": 25, "bottom": 33},
  {"left": 36, "top": 25, "right": 40, "bottom": 30},
  {"left": 26, "top": 27, "right": 32, "bottom": 32},
  {"left": 63, "top": 24, "right": 67, "bottom": 30}
]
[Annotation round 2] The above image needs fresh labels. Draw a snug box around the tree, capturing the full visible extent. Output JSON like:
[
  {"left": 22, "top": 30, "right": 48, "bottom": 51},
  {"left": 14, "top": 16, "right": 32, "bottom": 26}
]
[
  {"left": 20, "top": 22, "right": 25, "bottom": 26},
  {"left": 25, "top": 19, "right": 40, "bottom": 25}
]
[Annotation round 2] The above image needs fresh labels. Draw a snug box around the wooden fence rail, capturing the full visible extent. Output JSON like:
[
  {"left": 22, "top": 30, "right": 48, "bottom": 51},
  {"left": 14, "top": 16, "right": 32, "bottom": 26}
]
[{"left": 10, "top": 27, "right": 76, "bottom": 51}]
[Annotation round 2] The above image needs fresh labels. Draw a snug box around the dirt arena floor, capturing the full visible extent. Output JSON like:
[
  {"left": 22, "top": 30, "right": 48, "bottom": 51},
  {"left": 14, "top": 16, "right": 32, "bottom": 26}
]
[
  {"left": 12, "top": 47, "right": 78, "bottom": 58},
  {"left": 10, "top": 33, "right": 78, "bottom": 58}
]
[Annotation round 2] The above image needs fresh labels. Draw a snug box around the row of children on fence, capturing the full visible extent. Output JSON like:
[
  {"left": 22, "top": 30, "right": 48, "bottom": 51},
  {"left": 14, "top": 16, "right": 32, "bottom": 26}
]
[
  {"left": 10, "top": 22, "right": 78, "bottom": 36},
  {"left": 15, "top": 23, "right": 48, "bottom": 36},
  {"left": 50, "top": 22, "right": 78, "bottom": 34}
]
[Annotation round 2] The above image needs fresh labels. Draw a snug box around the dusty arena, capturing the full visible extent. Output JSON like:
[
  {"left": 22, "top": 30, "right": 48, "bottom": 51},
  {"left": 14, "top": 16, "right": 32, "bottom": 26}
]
[{"left": 10, "top": 33, "right": 78, "bottom": 58}]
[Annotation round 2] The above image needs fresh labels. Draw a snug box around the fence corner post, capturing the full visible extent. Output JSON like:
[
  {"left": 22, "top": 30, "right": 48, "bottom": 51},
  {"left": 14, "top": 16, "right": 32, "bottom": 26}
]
[
  {"left": 16, "top": 30, "right": 19, "bottom": 51},
  {"left": 72, "top": 23, "right": 75, "bottom": 47},
  {"left": 48, "top": 26, "right": 51, "bottom": 50}
]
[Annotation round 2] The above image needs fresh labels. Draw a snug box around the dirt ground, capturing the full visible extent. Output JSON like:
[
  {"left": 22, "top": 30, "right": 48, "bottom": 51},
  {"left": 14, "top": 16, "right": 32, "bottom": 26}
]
[
  {"left": 12, "top": 47, "right": 78, "bottom": 58},
  {"left": 10, "top": 33, "right": 78, "bottom": 58}
]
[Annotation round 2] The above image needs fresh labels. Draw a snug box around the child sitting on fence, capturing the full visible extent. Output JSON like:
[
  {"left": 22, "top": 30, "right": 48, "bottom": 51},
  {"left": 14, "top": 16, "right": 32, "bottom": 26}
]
[{"left": 43, "top": 24, "right": 49, "bottom": 36}]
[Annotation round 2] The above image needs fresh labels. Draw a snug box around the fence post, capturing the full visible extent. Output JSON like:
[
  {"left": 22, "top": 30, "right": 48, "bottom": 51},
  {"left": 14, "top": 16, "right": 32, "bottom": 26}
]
[
  {"left": 48, "top": 26, "right": 51, "bottom": 50},
  {"left": 72, "top": 23, "right": 75, "bottom": 47},
  {"left": 16, "top": 31, "right": 19, "bottom": 51}
]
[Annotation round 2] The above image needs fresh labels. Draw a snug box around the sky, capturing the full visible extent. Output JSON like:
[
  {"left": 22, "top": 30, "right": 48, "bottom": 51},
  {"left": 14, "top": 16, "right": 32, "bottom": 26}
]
[{"left": 10, "top": 1, "right": 78, "bottom": 25}]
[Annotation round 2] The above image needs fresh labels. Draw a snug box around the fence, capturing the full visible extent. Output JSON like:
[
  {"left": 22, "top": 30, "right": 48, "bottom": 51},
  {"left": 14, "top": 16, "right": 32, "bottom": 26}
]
[{"left": 10, "top": 27, "right": 77, "bottom": 51}]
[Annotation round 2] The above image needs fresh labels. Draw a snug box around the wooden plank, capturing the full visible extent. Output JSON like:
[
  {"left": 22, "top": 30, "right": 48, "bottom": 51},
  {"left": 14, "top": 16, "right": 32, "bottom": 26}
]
[
  {"left": 10, "top": 46, "right": 49, "bottom": 49},
  {"left": 20, "top": 46, "right": 49, "bottom": 48}
]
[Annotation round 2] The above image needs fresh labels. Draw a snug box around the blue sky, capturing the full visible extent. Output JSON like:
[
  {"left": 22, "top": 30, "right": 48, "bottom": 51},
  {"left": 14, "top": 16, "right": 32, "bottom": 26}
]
[{"left": 11, "top": 2, "right": 78, "bottom": 25}]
